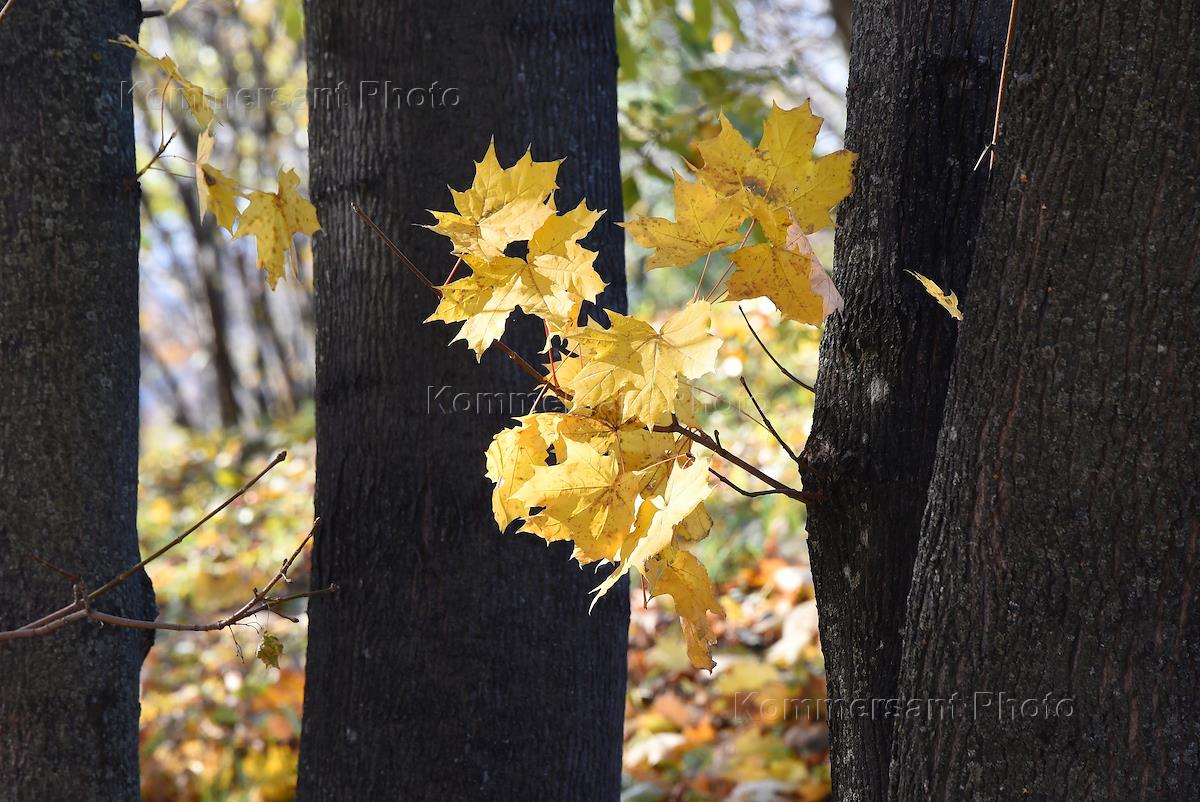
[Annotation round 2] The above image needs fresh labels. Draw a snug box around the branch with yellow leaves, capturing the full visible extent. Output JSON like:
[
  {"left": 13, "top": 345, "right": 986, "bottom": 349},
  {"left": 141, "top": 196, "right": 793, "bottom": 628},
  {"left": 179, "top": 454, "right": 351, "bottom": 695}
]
[
  {"left": 352, "top": 202, "right": 819, "bottom": 506},
  {"left": 0, "top": 452, "right": 334, "bottom": 645},
  {"left": 351, "top": 202, "right": 566, "bottom": 398}
]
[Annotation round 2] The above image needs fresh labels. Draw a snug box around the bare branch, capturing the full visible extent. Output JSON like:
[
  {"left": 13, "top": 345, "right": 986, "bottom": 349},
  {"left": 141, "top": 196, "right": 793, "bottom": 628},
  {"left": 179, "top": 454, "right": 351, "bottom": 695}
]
[
  {"left": 0, "top": 520, "right": 333, "bottom": 644},
  {"left": 738, "top": 377, "right": 799, "bottom": 464},
  {"left": 84, "top": 584, "right": 337, "bottom": 634},
  {"left": 658, "top": 418, "right": 819, "bottom": 504},
  {"left": 708, "top": 468, "right": 793, "bottom": 499},
  {"left": 87, "top": 450, "right": 288, "bottom": 606},
  {"left": 975, "top": 0, "right": 1021, "bottom": 172},
  {"left": 15, "top": 450, "right": 288, "bottom": 635},
  {"left": 351, "top": 201, "right": 442, "bottom": 295},
  {"left": 0, "top": 0, "right": 18, "bottom": 26},
  {"left": 27, "top": 553, "right": 81, "bottom": 585},
  {"left": 226, "top": 518, "right": 320, "bottom": 622},
  {"left": 739, "top": 305, "right": 815, "bottom": 392}
]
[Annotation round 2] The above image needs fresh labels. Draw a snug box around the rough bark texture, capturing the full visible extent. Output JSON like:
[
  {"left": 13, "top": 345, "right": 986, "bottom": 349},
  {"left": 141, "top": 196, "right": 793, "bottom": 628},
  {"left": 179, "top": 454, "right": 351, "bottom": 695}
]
[
  {"left": 296, "top": 3, "right": 628, "bottom": 800},
  {"left": 891, "top": 3, "right": 1200, "bottom": 799},
  {"left": 0, "top": 2, "right": 156, "bottom": 799},
  {"left": 799, "top": 3, "right": 1010, "bottom": 800}
]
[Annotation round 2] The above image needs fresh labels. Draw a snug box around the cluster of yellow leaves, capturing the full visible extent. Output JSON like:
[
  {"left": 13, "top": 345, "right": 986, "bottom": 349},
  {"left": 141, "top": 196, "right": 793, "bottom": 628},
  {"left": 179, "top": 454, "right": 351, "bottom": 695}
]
[
  {"left": 424, "top": 104, "right": 855, "bottom": 670},
  {"left": 115, "top": 35, "right": 319, "bottom": 288},
  {"left": 486, "top": 411, "right": 722, "bottom": 668},
  {"left": 626, "top": 102, "right": 854, "bottom": 325},
  {"left": 424, "top": 146, "right": 723, "bottom": 667},
  {"left": 426, "top": 144, "right": 606, "bottom": 356}
]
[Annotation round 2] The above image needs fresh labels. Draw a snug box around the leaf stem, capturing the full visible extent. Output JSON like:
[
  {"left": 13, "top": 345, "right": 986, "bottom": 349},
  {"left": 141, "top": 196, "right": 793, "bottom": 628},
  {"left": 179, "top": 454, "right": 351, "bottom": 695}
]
[
  {"left": 704, "top": 219, "right": 755, "bottom": 302},
  {"left": 0, "top": 0, "right": 18, "bottom": 25}
]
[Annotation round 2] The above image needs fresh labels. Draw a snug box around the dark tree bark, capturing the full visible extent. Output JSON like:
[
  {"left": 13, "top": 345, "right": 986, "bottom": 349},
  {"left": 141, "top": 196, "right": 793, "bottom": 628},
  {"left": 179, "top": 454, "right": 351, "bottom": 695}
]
[
  {"left": 800, "top": 2, "right": 1010, "bottom": 800},
  {"left": 891, "top": 3, "right": 1200, "bottom": 799},
  {"left": 297, "top": 3, "right": 628, "bottom": 800},
  {"left": 0, "top": 2, "right": 156, "bottom": 799}
]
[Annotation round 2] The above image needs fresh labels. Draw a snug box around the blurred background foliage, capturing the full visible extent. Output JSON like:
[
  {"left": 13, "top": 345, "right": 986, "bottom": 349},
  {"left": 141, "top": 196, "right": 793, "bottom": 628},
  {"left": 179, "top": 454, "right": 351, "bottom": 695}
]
[{"left": 132, "top": 1, "right": 849, "bottom": 799}]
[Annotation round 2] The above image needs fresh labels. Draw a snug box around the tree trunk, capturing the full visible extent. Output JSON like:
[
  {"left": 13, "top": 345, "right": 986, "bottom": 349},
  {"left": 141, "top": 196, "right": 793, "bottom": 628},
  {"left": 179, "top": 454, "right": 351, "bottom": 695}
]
[
  {"left": 800, "top": 2, "right": 1010, "bottom": 800},
  {"left": 296, "top": 3, "right": 628, "bottom": 800},
  {"left": 0, "top": 2, "right": 156, "bottom": 800},
  {"left": 890, "top": 3, "right": 1200, "bottom": 799}
]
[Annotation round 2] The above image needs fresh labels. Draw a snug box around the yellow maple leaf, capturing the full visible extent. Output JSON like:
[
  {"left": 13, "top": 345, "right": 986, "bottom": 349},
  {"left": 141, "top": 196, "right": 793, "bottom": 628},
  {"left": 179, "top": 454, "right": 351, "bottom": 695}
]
[
  {"left": 426, "top": 199, "right": 606, "bottom": 357},
  {"left": 428, "top": 256, "right": 589, "bottom": 359},
  {"left": 195, "top": 124, "right": 243, "bottom": 233},
  {"left": 232, "top": 168, "right": 320, "bottom": 288},
  {"left": 624, "top": 171, "right": 747, "bottom": 269},
  {"left": 592, "top": 455, "right": 713, "bottom": 601},
  {"left": 694, "top": 102, "right": 855, "bottom": 240},
  {"left": 515, "top": 440, "right": 642, "bottom": 562},
  {"left": 727, "top": 243, "right": 824, "bottom": 325},
  {"left": 113, "top": 35, "right": 216, "bottom": 128},
  {"left": 485, "top": 418, "right": 549, "bottom": 530},
  {"left": 906, "top": 270, "right": 963, "bottom": 320},
  {"left": 529, "top": 199, "right": 603, "bottom": 256},
  {"left": 427, "top": 143, "right": 559, "bottom": 259},
  {"left": 567, "top": 302, "right": 720, "bottom": 426},
  {"left": 644, "top": 545, "right": 723, "bottom": 670}
]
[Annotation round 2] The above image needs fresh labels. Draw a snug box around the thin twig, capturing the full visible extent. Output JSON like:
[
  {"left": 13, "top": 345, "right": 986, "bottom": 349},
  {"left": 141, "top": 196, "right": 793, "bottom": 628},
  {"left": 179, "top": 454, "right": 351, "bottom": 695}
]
[
  {"left": 543, "top": 320, "right": 559, "bottom": 386},
  {"left": 681, "top": 379, "right": 768, "bottom": 433},
  {"left": 692, "top": 251, "right": 713, "bottom": 302},
  {"left": 226, "top": 518, "right": 320, "bottom": 623},
  {"left": 351, "top": 202, "right": 442, "bottom": 294},
  {"left": 91, "top": 450, "right": 287, "bottom": 603},
  {"left": 709, "top": 468, "right": 793, "bottom": 499},
  {"left": 658, "top": 418, "right": 817, "bottom": 504},
  {"left": 85, "top": 585, "right": 336, "bottom": 634},
  {"left": 351, "top": 201, "right": 568, "bottom": 398},
  {"left": 738, "top": 377, "right": 799, "bottom": 463},
  {"left": 0, "top": 611, "right": 89, "bottom": 642},
  {"left": 1, "top": 523, "right": 334, "bottom": 643},
  {"left": 738, "top": 306, "right": 815, "bottom": 392},
  {"left": 28, "top": 553, "right": 81, "bottom": 585},
  {"left": 136, "top": 130, "right": 178, "bottom": 179},
  {"left": 0, "top": 0, "right": 18, "bottom": 26},
  {"left": 975, "top": 0, "right": 1021, "bottom": 172},
  {"left": 20, "top": 451, "right": 287, "bottom": 632}
]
